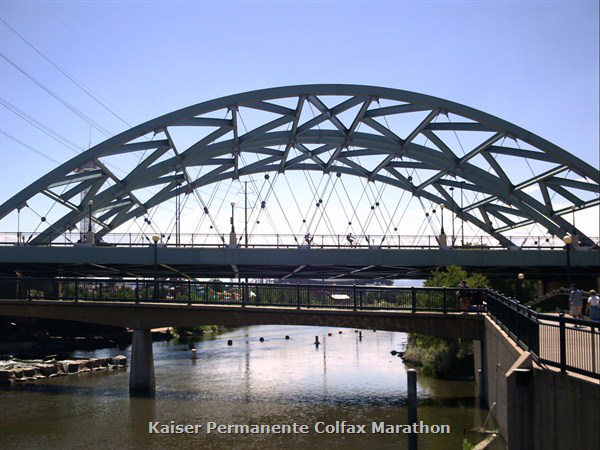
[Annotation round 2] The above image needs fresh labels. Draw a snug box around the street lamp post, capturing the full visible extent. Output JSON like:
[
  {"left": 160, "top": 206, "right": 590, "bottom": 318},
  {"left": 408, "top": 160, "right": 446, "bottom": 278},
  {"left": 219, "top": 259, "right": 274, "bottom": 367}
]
[
  {"left": 88, "top": 200, "right": 93, "bottom": 232},
  {"left": 85, "top": 199, "right": 94, "bottom": 244},
  {"left": 517, "top": 273, "right": 525, "bottom": 302},
  {"left": 229, "top": 202, "right": 237, "bottom": 247},
  {"left": 230, "top": 202, "right": 235, "bottom": 233},
  {"left": 439, "top": 204, "right": 447, "bottom": 248},
  {"left": 563, "top": 235, "right": 572, "bottom": 286},
  {"left": 152, "top": 234, "right": 160, "bottom": 300}
]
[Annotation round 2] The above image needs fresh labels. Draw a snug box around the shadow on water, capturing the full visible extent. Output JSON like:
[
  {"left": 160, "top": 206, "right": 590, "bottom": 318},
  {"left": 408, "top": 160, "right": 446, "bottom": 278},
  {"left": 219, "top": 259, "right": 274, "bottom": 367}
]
[
  {"left": 3, "top": 382, "right": 474, "bottom": 408},
  {"left": 1, "top": 382, "right": 129, "bottom": 398}
]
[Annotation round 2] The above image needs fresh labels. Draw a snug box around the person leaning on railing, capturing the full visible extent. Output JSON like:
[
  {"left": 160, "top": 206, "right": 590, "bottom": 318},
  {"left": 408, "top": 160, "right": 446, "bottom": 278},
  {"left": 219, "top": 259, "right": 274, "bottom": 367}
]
[{"left": 586, "top": 290, "right": 599, "bottom": 321}]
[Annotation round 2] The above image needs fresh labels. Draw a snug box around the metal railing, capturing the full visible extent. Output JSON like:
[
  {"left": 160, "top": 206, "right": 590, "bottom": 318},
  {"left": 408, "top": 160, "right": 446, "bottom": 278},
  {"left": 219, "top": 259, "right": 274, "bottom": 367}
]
[
  {"left": 0, "top": 277, "right": 466, "bottom": 312},
  {"left": 0, "top": 277, "right": 598, "bottom": 378},
  {"left": 2, "top": 232, "right": 597, "bottom": 250},
  {"left": 485, "top": 290, "right": 599, "bottom": 379}
]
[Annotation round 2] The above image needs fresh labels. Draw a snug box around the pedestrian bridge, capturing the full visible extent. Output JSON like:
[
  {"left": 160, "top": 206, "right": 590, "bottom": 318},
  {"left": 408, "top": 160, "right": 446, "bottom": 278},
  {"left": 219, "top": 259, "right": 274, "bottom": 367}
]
[{"left": 0, "top": 278, "right": 597, "bottom": 380}]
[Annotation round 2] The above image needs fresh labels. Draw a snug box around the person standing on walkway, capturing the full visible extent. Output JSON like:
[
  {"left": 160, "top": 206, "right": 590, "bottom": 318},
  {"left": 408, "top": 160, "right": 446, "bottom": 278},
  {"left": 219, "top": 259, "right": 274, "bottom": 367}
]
[
  {"left": 586, "top": 290, "right": 599, "bottom": 321},
  {"left": 457, "top": 280, "right": 471, "bottom": 313},
  {"left": 568, "top": 283, "right": 583, "bottom": 321}
]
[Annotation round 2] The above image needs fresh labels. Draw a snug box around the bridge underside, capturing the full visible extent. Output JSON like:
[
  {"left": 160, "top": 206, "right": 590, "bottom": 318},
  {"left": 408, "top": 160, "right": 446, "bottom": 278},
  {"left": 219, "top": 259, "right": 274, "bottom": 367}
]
[{"left": 1, "top": 246, "right": 598, "bottom": 280}]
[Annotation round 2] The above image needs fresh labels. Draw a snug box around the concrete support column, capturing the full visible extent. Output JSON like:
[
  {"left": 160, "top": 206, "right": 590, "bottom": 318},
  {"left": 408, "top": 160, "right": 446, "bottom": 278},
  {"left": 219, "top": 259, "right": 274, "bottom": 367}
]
[{"left": 130, "top": 329, "right": 155, "bottom": 393}]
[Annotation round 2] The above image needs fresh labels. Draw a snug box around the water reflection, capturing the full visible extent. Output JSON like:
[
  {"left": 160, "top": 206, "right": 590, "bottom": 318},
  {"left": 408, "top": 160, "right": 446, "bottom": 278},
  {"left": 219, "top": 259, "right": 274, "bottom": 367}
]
[{"left": 1, "top": 325, "right": 505, "bottom": 449}]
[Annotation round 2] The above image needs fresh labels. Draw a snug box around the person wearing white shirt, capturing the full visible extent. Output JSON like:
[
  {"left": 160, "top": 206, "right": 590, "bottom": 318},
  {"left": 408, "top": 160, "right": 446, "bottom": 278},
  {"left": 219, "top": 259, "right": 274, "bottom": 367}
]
[{"left": 586, "top": 289, "right": 599, "bottom": 321}]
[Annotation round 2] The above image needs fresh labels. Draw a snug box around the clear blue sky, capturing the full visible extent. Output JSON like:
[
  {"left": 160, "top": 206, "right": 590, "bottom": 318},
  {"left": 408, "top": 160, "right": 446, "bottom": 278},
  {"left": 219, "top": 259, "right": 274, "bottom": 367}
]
[{"left": 0, "top": 0, "right": 598, "bottom": 238}]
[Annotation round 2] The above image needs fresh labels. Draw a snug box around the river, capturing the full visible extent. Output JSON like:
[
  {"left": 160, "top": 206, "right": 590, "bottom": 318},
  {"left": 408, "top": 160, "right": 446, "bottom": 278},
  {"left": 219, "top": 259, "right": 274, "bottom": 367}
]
[{"left": 0, "top": 325, "right": 505, "bottom": 449}]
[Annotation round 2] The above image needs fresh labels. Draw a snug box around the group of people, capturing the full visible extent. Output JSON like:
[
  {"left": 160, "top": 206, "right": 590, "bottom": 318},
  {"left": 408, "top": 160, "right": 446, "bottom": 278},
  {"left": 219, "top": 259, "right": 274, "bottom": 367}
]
[
  {"left": 569, "top": 284, "right": 599, "bottom": 322},
  {"left": 454, "top": 280, "right": 599, "bottom": 322}
]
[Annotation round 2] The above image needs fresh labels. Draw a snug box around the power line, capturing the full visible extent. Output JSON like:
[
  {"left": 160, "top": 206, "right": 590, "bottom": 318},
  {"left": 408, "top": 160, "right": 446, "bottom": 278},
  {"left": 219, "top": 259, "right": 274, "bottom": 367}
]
[
  {"left": 0, "top": 18, "right": 133, "bottom": 129},
  {"left": 0, "top": 130, "right": 62, "bottom": 165},
  {"left": 0, "top": 52, "right": 113, "bottom": 137},
  {"left": 38, "top": 3, "right": 167, "bottom": 113},
  {"left": 1, "top": 97, "right": 83, "bottom": 154}
]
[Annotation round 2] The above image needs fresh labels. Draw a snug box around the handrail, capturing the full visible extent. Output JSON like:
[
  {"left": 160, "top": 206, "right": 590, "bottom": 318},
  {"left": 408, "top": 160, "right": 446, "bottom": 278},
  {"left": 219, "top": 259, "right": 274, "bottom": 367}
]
[{"left": 2, "top": 232, "right": 598, "bottom": 250}]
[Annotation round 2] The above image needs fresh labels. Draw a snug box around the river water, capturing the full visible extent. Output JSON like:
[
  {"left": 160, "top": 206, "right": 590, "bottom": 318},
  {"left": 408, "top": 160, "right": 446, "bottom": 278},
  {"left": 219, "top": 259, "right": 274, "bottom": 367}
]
[{"left": 0, "top": 325, "right": 505, "bottom": 449}]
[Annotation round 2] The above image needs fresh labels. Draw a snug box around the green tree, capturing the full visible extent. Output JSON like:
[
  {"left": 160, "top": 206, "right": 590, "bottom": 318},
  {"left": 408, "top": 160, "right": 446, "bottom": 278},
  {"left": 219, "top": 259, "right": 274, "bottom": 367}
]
[
  {"left": 405, "top": 265, "right": 485, "bottom": 378},
  {"left": 424, "top": 265, "right": 488, "bottom": 288}
]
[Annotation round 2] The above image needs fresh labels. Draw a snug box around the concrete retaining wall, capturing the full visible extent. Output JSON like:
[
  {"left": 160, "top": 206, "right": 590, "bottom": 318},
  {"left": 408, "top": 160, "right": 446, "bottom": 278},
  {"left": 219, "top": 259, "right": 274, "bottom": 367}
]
[{"left": 478, "top": 317, "right": 600, "bottom": 450}]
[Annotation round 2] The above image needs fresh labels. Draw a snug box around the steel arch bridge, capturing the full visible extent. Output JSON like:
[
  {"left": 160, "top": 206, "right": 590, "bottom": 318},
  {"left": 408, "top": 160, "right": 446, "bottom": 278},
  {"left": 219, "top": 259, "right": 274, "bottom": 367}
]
[{"left": 1, "top": 84, "right": 598, "bottom": 248}]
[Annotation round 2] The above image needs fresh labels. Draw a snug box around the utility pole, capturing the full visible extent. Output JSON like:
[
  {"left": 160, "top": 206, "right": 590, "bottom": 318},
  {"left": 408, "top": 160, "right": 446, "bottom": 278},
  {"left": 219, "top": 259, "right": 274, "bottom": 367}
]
[{"left": 460, "top": 182, "right": 464, "bottom": 247}]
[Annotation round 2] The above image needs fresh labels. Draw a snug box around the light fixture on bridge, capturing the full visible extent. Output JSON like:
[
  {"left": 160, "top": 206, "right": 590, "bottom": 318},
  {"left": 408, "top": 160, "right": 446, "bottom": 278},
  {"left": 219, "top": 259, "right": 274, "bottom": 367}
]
[
  {"left": 152, "top": 234, "right": 160, "bottom": 244},
  {"left": 517, "top": 273, "right": 525, "bottom": 302}
]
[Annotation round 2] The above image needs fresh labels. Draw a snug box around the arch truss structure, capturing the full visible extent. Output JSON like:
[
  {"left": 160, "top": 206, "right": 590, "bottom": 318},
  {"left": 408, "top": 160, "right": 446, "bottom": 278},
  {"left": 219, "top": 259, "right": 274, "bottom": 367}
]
[{"left": 1, "top": 85, "right": 598, "bottom": 247}]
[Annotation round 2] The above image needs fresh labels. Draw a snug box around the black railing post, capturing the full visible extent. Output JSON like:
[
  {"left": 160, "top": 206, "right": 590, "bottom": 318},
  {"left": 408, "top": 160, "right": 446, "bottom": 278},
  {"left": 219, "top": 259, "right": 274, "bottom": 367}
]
[
  {"left": 529, "top": 308, "right": 539, "bottom": 355},
  {"left": 359, "top": 289, "right": 363, "bottom": 309},
  {"left": 74, "top": 278, "right": 78, "bottom": 302},
  {"left": 204, "top": 282, "right": 208, "bottom": 303},
  {"left": 411, "top": 287, "right": 417, "bottom": 313},
  {"left": 353, "top": 284, "right": 357, "bottom": 311},
  {"left": 296, "top": 282, "right": 300, "bottom": 309},
  {"left": 442, "top": 288, "right": 447, "bottom": 313},
  {"left": 559, "top": 313, "right": 567, "bottom": 373},
  {"left": 241, "top": 282, "right": 246, "bottom": 307},
  {"left": 135, "top": 280, "right": 139, "bottom": 303},
  {"left": 26, "top": 277, "right": 31, "bottom": 301},
  {"left": 188, "top": 280, "right": 192, "bottom": 305},
  {"left": 98, "top": 282, "right": 103, "bottom": 300}
]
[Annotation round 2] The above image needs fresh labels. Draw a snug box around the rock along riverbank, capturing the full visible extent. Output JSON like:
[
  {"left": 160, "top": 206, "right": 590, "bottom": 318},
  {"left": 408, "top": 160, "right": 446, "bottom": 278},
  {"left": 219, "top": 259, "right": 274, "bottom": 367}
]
[{"left": 0, "top": 355, "right": 127, "bottom": 386}]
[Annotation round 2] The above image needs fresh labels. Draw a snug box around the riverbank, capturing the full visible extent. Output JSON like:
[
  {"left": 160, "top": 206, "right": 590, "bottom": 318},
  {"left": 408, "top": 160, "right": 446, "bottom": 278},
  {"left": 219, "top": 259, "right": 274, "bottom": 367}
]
[{"left": 401, "top": 334, "right": 474, "bottom": 379}]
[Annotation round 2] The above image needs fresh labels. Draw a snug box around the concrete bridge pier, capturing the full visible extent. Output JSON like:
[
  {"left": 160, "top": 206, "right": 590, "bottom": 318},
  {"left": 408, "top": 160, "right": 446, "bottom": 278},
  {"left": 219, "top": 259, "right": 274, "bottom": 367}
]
[{"left": 129, "top": 329, "right": 155, "bottom": 394}]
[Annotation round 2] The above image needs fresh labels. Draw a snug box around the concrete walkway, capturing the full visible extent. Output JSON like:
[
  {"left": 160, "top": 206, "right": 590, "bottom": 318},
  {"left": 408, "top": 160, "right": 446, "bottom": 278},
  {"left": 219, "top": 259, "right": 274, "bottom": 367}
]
[{"left": 537, "top": 315, "right": 600, "bottom": 377}]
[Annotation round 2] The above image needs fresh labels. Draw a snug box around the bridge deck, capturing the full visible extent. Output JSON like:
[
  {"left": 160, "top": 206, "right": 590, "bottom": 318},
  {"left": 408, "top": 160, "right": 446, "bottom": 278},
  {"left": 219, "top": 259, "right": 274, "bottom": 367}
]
[{"left": 1, "top": 246, "right": 598, "bottom": 279}]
